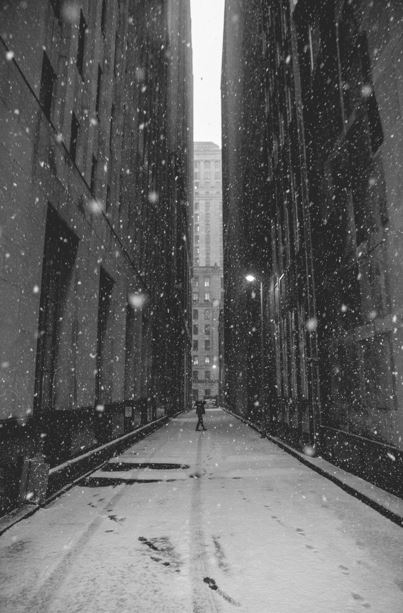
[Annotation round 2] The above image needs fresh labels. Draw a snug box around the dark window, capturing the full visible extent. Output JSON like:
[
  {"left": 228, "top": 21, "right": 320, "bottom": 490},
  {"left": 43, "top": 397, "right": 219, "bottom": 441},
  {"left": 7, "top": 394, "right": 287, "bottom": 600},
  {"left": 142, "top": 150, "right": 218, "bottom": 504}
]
[
  {"left": 39, "top": 52, "right": 56, "bottom": 121},
  {"left": 50, "top": 0, "right": 61, "bottom": 20},
  {"left": 193, "top": 371, "right": 198, "bottom": 382},
  {"left": 106, "top": 184, "right": 111, "bottom": 212},
  {"left": 205, "top": 370, "right": 211, "bottom": 381},
  {"left": 91, "top": 155, "right": 97, "bottom": 195},
  {"left": 76, "top": 10, "right": 87, "bottom": 79},
  {"left": 205, "top": 340, "right": 210, "bottom": 351},
  {"left": 96, "top": 268, "right": 114, "bottom": 403},
  {"left": 34, "top": 205, "right": 78, "bottom": 412},
  {"left": 204, "top": 324, "right": 210, "bottom": 335},
  {"left": 96, "top": 66, "right": 102, "bottom": 122},
  {"left": 193, "top": 324, "right": 198, "bottom": 335},
  {"left": 101, "top": 0, "right": 107, "bottom": 38},
  {"left": 193, "top": 340, "right": 198, "bottom": 351},
  {"left": 205, "top": 389, "right": 211, "bottom": 397},
  {"left": 193, "top": 309, "right": 198, "bottom": 320},
  {"left": 70, "top": 113, "right": 79, "bottom": 162},
  {"left": 109, "top": 103, "right": 115, "bottom": 154},
  {"left": 124, "top": 303, "right": 136, "bottom": 401}
]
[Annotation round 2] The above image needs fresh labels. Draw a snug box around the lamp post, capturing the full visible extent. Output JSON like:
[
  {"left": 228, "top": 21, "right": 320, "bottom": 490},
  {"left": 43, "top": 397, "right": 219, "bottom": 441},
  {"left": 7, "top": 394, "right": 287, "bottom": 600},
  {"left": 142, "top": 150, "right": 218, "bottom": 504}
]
[{"left": 245, "top": 274, "right": 266, "bottom": 437}]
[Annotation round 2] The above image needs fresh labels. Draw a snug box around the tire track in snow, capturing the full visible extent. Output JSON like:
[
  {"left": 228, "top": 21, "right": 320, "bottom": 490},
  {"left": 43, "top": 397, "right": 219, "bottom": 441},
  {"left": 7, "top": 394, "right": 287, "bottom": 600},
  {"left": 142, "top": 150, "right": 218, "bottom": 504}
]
[
  {"left": 190, "top": 433, "right": 221, "bottom": 613},
  {"left": 21, "top": 439, "right": 169, "bottom": 612}
]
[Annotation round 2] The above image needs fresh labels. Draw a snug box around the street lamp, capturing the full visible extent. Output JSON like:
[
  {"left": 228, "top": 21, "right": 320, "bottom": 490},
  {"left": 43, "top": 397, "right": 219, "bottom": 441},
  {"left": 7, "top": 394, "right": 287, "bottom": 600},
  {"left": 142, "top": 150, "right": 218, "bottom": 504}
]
[{"left": 245, "top": 274, "right": 266, "bottom": 437}]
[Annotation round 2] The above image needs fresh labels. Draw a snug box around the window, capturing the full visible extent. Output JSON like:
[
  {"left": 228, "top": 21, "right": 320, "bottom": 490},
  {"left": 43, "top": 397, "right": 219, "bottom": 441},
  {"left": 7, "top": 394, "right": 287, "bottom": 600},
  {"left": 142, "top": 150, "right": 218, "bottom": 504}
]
[
  {"left": 193, "top": 309, "right": 198, "bottom": 320},
  {"left": 194, "top": 201, "right": 199, "bottom": 210},
  {"left": 34, "top": 205, "right": 78, "bottom": 412},
  {"left": 204, "top": 292, "right": 210, "bottom": 302},
  {"left": 76, "top": 10, "right": 87, "bottom": 79},
  {"left": 101, "top": 0, "right": 107, "bottom": 37},
  {"left": 193, "top": 356, "right": 199, "bottom": 366},
  {"left": 195, "top": 235, "right": 200, "bottom": 243},
  {"left": 205, "top": 357, "right": 210, "bottom": 364},
  {"left": 194, "top": 277, "right": 199, "bottom": 288},
  {"left": 192, "top": 292, "right": 198, "bottom": 303},
  {"left": 205, "top": 389, "right": 211, "bottom": 397},
  {"left": 96, "top": 268, "right": 115, "bottom": 404},
  {"left": 205, "top": 324, "right": 210, "bottom": 335},
  {"left": 205, "top": 370, "right": 211, "bottom": 381},
  {"left": 106, "top": 184, "right": 111, "bottom": 212},
  {"left": 70, "top": 112, "right": 79, "bottom": 162},
  {"left": 205, "top": 340, "right": 210, "bottom": 351},
  {"left": 194, "top": 214, "right": 199, "bottom": 223},
  {"left": 96, "top": 66, "right": 102, "bottom": 121},
  {"left": 193, "top": 324, "right": 198, "bottom": 335},
  {"left": 193, "top": 371, "right": 198, "bottom": 382},
  {"left": 204, "top": 278, "right": 210, "bottom": 287},
  {"left": 50, "top": 0, "right": 61, "bottom": 20},
  {"left": 39, "top": 52, "right": 56, "bottom": 121},
  {"left": 204, "top": 310, "right": 210, "bottom": 320},
  {"left": 195, "top": 224, "right": 200, "bottom": 233},
  {"left": 90, "top": 155, "right": 97, "bottom": 195},
  {"left": 193, "top": 340, "right": 198, "bottom": 351}
]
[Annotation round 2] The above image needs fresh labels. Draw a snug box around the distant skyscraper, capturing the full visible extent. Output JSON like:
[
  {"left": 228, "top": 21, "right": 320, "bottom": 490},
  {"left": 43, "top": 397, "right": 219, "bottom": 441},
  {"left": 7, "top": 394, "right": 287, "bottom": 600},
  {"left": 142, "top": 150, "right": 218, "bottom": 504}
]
[{"left": 191, "top": 142, "right": 223, "bottom": 401}]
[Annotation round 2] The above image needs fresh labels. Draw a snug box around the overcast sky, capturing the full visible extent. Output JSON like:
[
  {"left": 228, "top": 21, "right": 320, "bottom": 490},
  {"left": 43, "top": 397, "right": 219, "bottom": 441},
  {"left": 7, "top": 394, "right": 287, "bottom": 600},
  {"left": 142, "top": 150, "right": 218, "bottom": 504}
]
[{"left": 190, "top": 0, "right": 225, "bottom": 147}]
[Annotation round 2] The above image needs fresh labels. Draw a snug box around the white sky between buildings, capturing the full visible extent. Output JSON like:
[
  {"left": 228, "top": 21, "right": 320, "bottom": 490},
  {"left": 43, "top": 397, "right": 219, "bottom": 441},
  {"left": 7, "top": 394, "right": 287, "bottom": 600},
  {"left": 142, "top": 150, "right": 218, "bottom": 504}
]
[{"left": 190, "top": 0, "right": 225, "bottom": 146}]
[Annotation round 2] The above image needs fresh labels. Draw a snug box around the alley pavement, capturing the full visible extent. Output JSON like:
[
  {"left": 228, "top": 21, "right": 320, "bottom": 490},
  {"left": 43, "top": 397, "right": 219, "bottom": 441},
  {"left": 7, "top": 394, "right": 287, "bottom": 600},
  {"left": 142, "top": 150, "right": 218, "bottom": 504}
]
[{"left": 1, "top": 408, "right": 403, "bottom": 612}]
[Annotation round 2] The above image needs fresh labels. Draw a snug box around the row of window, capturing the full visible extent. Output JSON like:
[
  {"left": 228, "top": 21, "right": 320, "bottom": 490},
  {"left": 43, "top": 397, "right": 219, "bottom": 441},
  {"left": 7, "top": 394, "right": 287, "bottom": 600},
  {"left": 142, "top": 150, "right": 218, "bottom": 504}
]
[
  {"left": 194, "top": 172, "right": 221, "bottom": 181},
  {"left": 194, "top": 160, "right": 221, "bottom": 169},
  {"left": 193, "top": 309, "right": 211, "bottom": 320},
  {"left": 193, "top": 371, "right": 214, "bottom": 381},
  {"left": 194, "top": 182, "right": 221, "bottom": 191},
  {"left": 193, "top": 340, "right": 210, "bottom": 351},
  {"left": 193, "top": 324, "right": 210, "bottom": 335},
  {"left": 193, "top": 389, "right": 211, "bottom": 398},
  {"left": 193, "top": 356, "right": 212, "bottom": 365},
  {"left": 193, "top": 292, "right": 211, "bottom": 302},
  {"left": 193, "top": 277, "right": 210, "bottom": 287},
  {"left": 41, "top": 2, "right": 109, "bottom": 198}
]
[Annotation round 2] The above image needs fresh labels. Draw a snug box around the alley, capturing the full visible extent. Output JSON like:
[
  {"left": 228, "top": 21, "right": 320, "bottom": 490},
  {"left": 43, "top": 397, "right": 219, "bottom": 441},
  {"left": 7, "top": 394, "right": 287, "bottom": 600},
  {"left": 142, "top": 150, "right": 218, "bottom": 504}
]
[{"left": 1, "top": 409, "right": 402, "bottom": 613}]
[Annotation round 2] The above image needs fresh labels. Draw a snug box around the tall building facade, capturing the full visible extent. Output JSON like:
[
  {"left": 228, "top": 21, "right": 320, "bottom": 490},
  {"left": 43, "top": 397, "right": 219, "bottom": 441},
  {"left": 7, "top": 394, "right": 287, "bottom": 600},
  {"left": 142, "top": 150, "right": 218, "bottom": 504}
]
[
  {"left": 222, "top": 0, "right": 403, "bottom": 496},
  {"left": 0, "top": 0, "right": 192, "bottom": 514},
  {"left": 191, "top": 143, "right": 223, "bottom": 400}
]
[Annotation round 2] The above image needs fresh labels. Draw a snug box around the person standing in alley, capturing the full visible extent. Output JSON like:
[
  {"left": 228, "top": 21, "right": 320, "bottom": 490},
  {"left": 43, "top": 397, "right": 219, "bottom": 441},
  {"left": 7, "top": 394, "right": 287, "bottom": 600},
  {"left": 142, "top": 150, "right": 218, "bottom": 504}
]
[{"left": 195, "top": 399, "right": 207, "bottom": 431}]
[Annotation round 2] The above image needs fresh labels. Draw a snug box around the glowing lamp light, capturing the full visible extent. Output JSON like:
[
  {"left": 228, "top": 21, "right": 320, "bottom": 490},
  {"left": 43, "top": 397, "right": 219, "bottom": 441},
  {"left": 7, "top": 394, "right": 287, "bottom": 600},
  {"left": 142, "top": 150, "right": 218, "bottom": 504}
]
[{"left": 245, "top": 274, "right": 256, "bottom": 283}]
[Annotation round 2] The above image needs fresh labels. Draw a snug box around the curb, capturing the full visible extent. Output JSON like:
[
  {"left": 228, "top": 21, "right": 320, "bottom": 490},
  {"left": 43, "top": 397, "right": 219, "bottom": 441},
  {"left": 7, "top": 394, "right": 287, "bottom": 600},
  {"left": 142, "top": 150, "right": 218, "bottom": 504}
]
[{"left": 223, "top": 407, "right": 403, "bottom": 528}]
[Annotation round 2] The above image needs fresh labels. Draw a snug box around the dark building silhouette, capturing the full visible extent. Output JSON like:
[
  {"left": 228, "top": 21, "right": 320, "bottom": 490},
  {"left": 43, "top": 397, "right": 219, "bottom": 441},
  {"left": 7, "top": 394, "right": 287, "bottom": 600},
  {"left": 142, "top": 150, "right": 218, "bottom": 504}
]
[
  {"left": 222, "top": 0, "right": 403, "bottom": 495},
  {"left": 0, "top": 0, "right": 193, "bottom": 513}
]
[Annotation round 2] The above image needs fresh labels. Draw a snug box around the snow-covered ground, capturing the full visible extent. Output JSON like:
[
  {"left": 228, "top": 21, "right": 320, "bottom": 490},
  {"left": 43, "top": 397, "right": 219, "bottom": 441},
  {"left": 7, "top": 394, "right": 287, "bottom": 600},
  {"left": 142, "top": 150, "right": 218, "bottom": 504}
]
[{"left": 1, "top": 409, "right": 402, "bottom": 612}]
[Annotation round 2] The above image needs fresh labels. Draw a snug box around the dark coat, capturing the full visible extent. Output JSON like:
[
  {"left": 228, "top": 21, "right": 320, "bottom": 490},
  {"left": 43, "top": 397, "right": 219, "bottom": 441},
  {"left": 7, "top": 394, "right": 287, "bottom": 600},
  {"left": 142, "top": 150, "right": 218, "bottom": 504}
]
[{"left": 196, "top": 400, "right": 206, "bottom": 416}]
